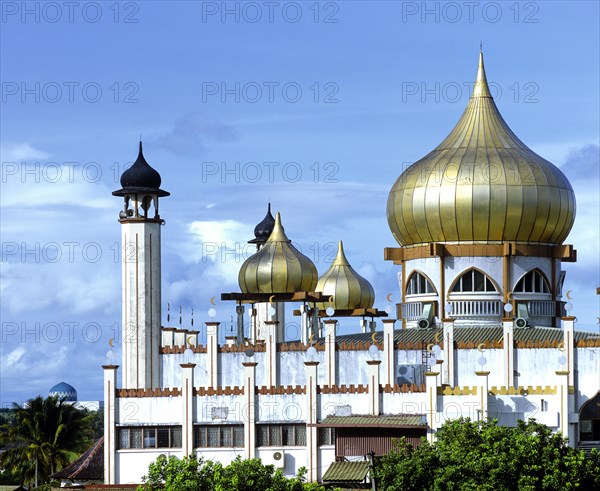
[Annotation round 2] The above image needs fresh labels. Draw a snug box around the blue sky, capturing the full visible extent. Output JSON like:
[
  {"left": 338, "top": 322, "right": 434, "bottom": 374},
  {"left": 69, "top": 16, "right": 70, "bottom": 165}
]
[{"left": 1, "top": 1, "right": 599, "bottom": 405}]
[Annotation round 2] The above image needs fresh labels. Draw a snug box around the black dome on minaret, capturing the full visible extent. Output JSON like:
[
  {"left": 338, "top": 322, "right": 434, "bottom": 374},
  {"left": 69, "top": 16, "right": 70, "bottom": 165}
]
[
  {"left": 249, "top": 203, "right": 275, "bottom": 245},
  {"left": 113, "top": 142, "right": 170, "bottom": 197}
]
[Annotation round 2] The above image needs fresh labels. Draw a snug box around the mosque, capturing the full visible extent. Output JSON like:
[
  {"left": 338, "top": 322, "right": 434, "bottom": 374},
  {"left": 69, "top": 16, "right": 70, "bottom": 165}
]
[{"left": 101, "top": 52, "right": 600, "bottom": 485}]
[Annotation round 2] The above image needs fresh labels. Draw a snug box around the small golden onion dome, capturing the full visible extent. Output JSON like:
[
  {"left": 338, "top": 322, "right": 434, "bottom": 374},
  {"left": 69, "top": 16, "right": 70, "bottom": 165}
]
[
  {"left": 316, "top": 241, "right": 375, "bottom": 310},
  {"left": 387, "top": 52, "right": 576, "bottom": 246},
  {"left": 238, "top": 212, "right": 318, "bottom": 294}
]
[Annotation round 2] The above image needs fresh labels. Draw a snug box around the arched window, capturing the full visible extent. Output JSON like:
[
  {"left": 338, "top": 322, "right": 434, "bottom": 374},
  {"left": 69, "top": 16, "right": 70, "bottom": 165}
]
[
  {"left": 514, "top": 270, "right": 550, "bottom": 294},
  {"left": 451, "top": 269, "right": 497, "bottom": 293},
  {"left": 406, "top": 271, "right": 436, "bottom": 295}
]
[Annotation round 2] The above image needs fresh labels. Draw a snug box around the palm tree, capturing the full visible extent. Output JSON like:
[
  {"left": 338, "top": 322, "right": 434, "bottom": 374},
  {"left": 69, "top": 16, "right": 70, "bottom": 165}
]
[{"left": 0, "top": 395, "right": 93, "bottom": 489}]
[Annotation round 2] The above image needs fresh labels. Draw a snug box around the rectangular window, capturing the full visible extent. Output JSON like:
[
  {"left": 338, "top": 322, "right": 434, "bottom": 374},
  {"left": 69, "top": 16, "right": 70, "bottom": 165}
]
[
  {"left": 194, "top": 425, "right": 244, "bottom": 448},
  {"left": 207, "top": 426, "right": 219, "bottom": 447},
  {"left": 117, "top": 427, "right": 182, "bottom": 449},
  {"left": 171, "top": 427, "right": 182, "bottom": 448},
  {"left": 143, "top": 428, "right": 156, "bottom": 448},
  {"left": 318, "top": 427, "right": 335, "bottom": 446},
  {"left": 157, "top": 427, "right": 170, "bottom": 448},
  {"left": 119, "top": 428, "right": 129, "bottom": 449},
  {"left": 233, "top": 426, "right": 244, "bottom": 447},
  {"left": 131, "top": 428, "right": 142, "bottom": 449},
  {"left": 257, "top": 425, "right": 306, "bottom": 446}
]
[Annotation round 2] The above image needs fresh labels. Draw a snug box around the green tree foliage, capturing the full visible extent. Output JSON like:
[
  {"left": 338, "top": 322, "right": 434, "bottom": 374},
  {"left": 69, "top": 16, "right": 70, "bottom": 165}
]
[
  {"left": 138, "top": 454, "right": 328, "bottom": 491},
  {"left": 0, "top": 395, "right": 94, "bottom": 488},
  {"left": 376, "top": 418, "right": 600, "bottom": 491}
]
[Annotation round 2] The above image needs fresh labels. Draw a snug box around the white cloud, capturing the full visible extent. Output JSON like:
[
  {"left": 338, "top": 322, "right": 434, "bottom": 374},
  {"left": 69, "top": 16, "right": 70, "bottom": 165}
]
[{"left": 1, "top": 143, "right": 50, "bottom": 161}]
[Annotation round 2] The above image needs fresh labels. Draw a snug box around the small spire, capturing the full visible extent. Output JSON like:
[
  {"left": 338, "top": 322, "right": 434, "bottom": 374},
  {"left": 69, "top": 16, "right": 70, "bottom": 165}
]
[
  {"left": 472, "top": 50, "right": 492, "bottom": 98},
  {"left": 267, "top": 212, "right": 291, "bottom": 242},
  {"left": 333, "top": 240, "right": 350, "bottom": 266}
]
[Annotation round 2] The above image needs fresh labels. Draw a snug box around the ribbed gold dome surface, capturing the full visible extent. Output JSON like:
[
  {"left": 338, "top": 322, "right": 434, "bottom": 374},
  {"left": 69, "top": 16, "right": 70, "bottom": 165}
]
[
  {"left": 239, "top": 212, "right": 318, "bottom": 294},
  {"left": 387, "top": 52, "right": 575, "bottom": 246},
  {"left": 316, "top": 241, "right": 375, "bottom": 310}
]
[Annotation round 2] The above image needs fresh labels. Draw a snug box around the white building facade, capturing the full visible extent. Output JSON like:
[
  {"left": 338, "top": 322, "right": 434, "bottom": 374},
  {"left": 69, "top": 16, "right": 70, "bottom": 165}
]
[{"left": 102, "top": 54, "right": 600, "bottom": 485}]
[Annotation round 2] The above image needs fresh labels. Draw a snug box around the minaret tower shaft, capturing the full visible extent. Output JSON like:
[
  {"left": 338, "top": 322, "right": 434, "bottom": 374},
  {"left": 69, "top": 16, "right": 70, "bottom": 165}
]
[{"left": 113, "top": 142, "right": 169, "bottom": 389}]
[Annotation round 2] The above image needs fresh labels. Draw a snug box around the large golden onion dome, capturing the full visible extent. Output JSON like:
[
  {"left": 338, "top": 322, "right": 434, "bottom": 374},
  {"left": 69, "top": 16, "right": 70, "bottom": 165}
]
[
  {"left": 316, "top": 241, "right": 375, "bottom": 310},
  {"left": 238, "top": 212, "right": 318, "bottom": 294},
  {"left": 387, "top": 52, "right": 575, "bottom": 246}
]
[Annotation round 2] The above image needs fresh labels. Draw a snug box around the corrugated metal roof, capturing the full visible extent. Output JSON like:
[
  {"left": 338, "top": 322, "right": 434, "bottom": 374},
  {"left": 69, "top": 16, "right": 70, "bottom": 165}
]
[
  {"left": 331, "top": 326, "right": 598, "bottom": 346},
  {"left": 320, "top": 414, "right": 426, "bottom": 427},
  {"left": 322, "top": 461, "right": 370, "bottom": 482}
]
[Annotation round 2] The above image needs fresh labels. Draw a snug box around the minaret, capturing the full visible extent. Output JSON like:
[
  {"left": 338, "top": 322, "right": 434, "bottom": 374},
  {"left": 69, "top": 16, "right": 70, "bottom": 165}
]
[{"left": 112, "top": 142, "right": 169, "bottom": 389}]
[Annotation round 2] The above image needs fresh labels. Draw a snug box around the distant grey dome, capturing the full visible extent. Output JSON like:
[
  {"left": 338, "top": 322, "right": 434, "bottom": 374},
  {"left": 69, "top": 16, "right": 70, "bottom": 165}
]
[{"left": 49, "top": 382, "right": 77, "bottom": 402}]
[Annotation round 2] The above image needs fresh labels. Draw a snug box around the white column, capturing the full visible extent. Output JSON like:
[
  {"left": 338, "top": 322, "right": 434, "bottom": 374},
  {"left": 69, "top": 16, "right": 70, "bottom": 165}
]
[
  {"left": 161, "top": 327, "right": 175, "bottom": 348},
  {"left": 121, "top": 220, "right": 162, "bottom": 389},
  {"left": 475, "top": 371, "right": 489, "bottom": 422},
  {"left": 502, "top": 317, "right": 514, "bottom": 388},
  {"left": 206, "top": 322, "right": 219, "bottom": 389},
  {"left": 181, "top": 363, "right": 195, "bottom": 456},
  {"left": 443, "top": 319, "right": 455, "bottom": 387},
  {"left": 425, "top": 371, "right": 438, "bottom": 443},
  {"left": 243, "top": 362, "right": 257, "bottom": 459},
  {"left": 300, "top": 304, "right": 310, "bottom": 344},
  {"left": 256, "top": 301, "right": 284, "bottom": 341},
  {"left": 556, "top": 370, "right": 570, "bottom": 441},
  {"left": 562, "top": 317, "right": 575, "bottom": 386},
  {"left": 382, "top": 319, "right": 396, "bottom": 386},
  {"left": 264, "top": 320, "right": 279, "bottom": 387},
  {"left": 304, "top": 361, "right": 319, "bottom": 482},
  {"left": 324, "top": 320, "right": 337, "bottom": 386},
  {"left": 360, "top": 318, "right": 368, "bottom": 334},
  {"left": 367, "top": 360, "right": 382, "bottom": 415},
  {"left": 103, "top": 365, "right": 118, "bottom": 485}
]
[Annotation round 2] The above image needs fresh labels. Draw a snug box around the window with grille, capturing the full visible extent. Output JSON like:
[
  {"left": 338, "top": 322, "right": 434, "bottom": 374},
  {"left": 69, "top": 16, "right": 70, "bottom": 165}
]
[
  {"left": 257, "top": 424, "right": 306, "bottom": 446},
  {"left": 118, "top": 426, "right": 181, "bottom": 449},
  {"left": 514, "top": 270, "right": 550, "bottom": 293},
  {"left": 406, "top": 271, "right": 436, "bottom": 295},
  {"left": 451, "top": 269, "right": 497, "bottom": 293},
  {"left": 194, "top": 425, "right": 245, "bottom": 448},
  {"left": 318, "top": 427, "right": 336, "bottom": 446}
]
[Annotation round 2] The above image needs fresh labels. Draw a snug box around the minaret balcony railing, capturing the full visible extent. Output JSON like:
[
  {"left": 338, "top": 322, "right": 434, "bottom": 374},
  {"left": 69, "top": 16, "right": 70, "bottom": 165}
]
[
  {"left": 400, "top": 302, "right": 423, "bottom": 320},
  {"left": 527, "top": 300, "right": 556, "bottom": 317},
  {"left": 448, "top": 300, "right": 502, "bottom": 318}
]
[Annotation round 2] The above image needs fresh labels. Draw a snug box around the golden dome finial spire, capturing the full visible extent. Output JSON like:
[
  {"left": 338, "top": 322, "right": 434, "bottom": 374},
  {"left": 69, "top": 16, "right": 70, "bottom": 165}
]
[
  {"left": 333, "top": 240, "right": 350, "bottom": 266},
  {"left": 267, "top": 212, "right": 290, "bottom": 242},
  {"left": 472, "top": 49, "right": 492, "bottom": 98}
]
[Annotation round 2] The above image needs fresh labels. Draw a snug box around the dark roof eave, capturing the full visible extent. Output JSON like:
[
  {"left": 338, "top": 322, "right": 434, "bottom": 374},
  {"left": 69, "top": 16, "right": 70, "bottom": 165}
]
[{"left": 112, "top": 187, "right": 170, "bottom": 197}]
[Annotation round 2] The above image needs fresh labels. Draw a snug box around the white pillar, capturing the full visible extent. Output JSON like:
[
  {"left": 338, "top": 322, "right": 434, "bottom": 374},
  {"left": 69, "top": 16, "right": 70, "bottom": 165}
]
[
  {"left": 161, "top": 327, "right": 175, "bottom": 348},
  {"left": 382, "top": 319, "right": 396, "bottom": 386},
  {"left": 425, "top": 371, "right": 438, "bottom": 443},
  {"left": 360, "top": 318, "right": 368, "bottom": 334},
  {"left": 121, "top": 220, "right": 162, "bottom": 389},
  {"left": 181, "top": 363, "right": 195, "bottom": 456},
  {"left": 206, "top": 322, "right": 219, "bottom": 389},
  {"left": 103, "top": 365, "right": 118, "bottom": 485},
  {"left": 443, "top": 319, "right": 455, "bottom": 387},
  {"left": 300, "top": 304, "right": 310, "bottom": 344},
  {"left": 502, "top": 317, "right": 514, "bottom": 388},
  {"left": 243, "top": 362, "right": 257, "bottom": 459},
  {"left": 324, "top": 320, "right": 337, "bottom": 386},
  {"left": 256, "top": 302, "right": 284, "bottom": 341},
  {"left": 475, "top": 371, "right": 489, "bottom": 422},
  {"left": 304, "top": 361, "right": 319, "bottom": 482},
  {"left": 562, "top": 317, "right": 575, "bottom": 386},
  {"left": 264, "top": 320, "right": 279, "bottom": 387},
  {"left": 556, "top": 370, "right": 570, "bottom": 441},
  {"left": 367, "top": 360, "right": 381, "bottom": 415}
]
